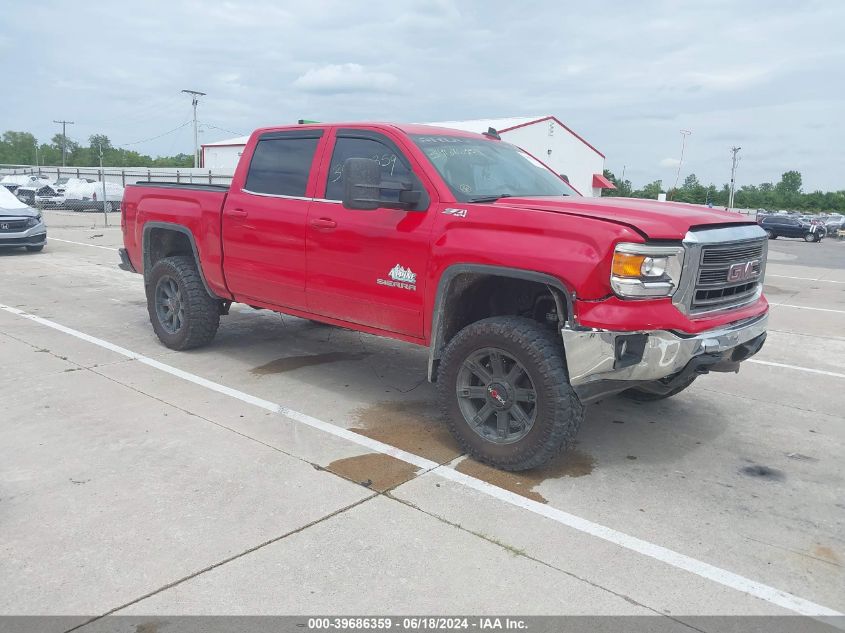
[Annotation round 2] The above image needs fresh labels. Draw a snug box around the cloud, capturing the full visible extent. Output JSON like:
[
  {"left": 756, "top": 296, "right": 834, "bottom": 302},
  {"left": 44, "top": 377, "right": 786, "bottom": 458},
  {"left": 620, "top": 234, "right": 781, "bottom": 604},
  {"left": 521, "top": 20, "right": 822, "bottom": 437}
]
[
  {"left": 660, "top": 158, "right": 681, "bottom": 168},
  {"left": 1, "top": 0, "right": 843, "bottom": 190},
  {"left": 293, "top": 64, "right": 400, "bottom": 94}
]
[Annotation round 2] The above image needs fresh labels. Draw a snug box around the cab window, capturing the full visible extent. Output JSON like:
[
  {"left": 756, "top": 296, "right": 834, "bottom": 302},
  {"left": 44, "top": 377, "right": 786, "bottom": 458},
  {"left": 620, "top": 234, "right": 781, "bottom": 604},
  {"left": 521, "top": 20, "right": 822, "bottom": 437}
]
[
  {"left": 245, "top": 137, "right": 320, "bottom": 197},
  {"left": 324, "top": 136, "right": 413, "bottom": 201}
]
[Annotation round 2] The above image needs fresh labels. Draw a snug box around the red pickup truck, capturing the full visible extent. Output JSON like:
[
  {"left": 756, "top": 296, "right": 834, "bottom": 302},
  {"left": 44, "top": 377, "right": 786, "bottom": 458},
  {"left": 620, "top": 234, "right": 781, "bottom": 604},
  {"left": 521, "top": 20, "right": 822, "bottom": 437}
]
[{"left": 120, "top": 122, "right": 769, "bottom": 471}]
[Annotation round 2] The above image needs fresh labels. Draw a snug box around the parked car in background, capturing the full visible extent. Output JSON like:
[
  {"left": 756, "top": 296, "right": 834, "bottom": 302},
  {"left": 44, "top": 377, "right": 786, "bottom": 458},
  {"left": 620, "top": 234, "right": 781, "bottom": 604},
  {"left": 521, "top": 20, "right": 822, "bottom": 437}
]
[
  {"left": 33, "top": 184, "right": 66, "bottom": 208},
  {"left": 823, "top": 215, "right": 845, "bottom": 235},
  {"left": 64, "top": 180, "right": 124, "bottom": 212},
  {"left": 0, "top": 183, "right": 46, "bottom": 252},
  {"left": 758, "top": 215, "right": 824, "bottom": 242}
]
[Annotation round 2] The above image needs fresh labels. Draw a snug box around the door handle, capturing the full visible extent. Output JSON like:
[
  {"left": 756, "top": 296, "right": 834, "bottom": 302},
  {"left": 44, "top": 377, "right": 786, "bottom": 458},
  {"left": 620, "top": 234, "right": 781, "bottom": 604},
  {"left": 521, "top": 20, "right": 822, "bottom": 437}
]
[
  {"left": 310, "top": 217, "right": 337, "bottom": 230},
  {"left": 226, "top": 208, "right": 248, "bottom": 219}
]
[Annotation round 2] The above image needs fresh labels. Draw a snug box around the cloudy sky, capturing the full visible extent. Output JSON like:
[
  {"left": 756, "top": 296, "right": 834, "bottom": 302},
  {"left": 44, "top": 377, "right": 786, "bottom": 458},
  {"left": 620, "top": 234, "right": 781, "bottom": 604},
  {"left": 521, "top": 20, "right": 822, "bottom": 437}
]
[{"left": 2, "top": 0, "right": 843, "bottom": 190}]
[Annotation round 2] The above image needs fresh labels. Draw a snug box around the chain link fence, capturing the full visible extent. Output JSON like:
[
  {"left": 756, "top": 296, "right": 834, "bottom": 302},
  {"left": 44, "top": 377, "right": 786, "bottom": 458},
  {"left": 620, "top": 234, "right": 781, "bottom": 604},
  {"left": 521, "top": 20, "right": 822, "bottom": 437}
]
[{"left": 1, "top": 164, "right": 235, "bottom": 213}]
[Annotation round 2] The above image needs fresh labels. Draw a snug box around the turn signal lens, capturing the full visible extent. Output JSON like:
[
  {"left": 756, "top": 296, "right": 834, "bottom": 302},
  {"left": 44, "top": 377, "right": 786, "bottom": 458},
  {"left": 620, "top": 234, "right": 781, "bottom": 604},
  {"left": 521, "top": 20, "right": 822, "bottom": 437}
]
[{"left": 612, "top": 252, "right": 646, "bottom": 278}]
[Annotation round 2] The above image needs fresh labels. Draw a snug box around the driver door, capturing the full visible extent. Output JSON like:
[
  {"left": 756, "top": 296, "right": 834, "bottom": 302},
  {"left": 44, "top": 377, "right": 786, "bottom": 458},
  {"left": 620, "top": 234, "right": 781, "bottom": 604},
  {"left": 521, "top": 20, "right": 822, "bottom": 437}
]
[{"left": 306, "top": 129, "right": 437, "bottom": 339}]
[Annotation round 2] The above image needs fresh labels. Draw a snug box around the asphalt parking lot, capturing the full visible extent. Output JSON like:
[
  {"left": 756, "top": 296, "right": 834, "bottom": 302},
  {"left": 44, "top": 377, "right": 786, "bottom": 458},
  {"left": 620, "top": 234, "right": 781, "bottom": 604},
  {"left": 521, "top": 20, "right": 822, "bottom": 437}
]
[{"left": 1, "top": 210, "right": 843, "bottom": 629}]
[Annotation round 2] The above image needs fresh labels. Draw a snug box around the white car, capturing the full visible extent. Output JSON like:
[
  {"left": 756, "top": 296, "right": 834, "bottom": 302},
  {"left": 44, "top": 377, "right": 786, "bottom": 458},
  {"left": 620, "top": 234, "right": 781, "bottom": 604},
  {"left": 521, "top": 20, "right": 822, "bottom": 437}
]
[{"left": 0, "top": 185, "right": 46, "bottom": 252}]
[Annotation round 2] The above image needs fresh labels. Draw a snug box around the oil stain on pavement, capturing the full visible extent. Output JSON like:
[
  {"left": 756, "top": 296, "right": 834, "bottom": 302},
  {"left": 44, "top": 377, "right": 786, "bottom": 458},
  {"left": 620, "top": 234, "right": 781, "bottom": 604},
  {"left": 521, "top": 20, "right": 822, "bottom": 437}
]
[
  {"left": 251, "top": 351, "right": 370, "bottom": 375},
  {"left": 740, "top": 464, "right": 785, "bottom": 481},
  {"left": 455, "top": 450, "right": 596, "bottom": 503},
  {"left": 326, "top": 452, "right": 419, "bottom": 492},
  {"left": 351, "top": 400, "right": 462, "bottom": 464}
]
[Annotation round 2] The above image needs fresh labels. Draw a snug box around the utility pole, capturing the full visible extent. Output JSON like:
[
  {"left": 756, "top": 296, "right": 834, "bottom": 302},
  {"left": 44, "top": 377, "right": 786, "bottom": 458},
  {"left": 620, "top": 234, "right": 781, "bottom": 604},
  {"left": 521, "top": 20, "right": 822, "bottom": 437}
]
[
  {"left": 53, "top": 120, "right": 74, "bottom": 167},
  {"left": 728, "top": 146, "right": 741, "bottom": 210},
  {"left": 671, "top": 129, "right": 692, "bottom": 195},
  {"left": 181, "top": 89, "right": 206, "bottom": 168},
  {"left": 34, "top": 140, "right": 39, "bottom": 173},
  {"left": 98, "top": 144, "right": 108, "bottom": 227}
]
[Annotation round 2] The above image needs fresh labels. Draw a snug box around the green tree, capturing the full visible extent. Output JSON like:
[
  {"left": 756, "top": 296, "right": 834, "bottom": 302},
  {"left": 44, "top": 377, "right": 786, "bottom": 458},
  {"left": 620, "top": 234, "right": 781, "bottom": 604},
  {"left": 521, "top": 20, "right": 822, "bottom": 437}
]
[
  {"left": 0, "top": 131, "right": 38, "bottom": 164},
  {"left": 632, "top": 180, "right": 663, "bottom": 199},
  {"left": 601, "top": 168, "right": 632, "bottom": 197},
  {"left": 88, "top": 134, "right": 112, "bottom": 151},
  {"left": 776, "top": 170, "right": 803, "bottom": 195}
]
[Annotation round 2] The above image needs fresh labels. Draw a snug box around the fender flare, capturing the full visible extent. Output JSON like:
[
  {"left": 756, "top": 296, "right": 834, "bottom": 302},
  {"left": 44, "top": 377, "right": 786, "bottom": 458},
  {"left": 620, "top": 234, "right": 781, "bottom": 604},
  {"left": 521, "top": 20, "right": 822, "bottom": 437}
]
[
  {"left": 142, "top": 221, "right": 221, "bottom": 299},
  {"left": 427, "top": 263, "right": 576, "bottom": 381}
]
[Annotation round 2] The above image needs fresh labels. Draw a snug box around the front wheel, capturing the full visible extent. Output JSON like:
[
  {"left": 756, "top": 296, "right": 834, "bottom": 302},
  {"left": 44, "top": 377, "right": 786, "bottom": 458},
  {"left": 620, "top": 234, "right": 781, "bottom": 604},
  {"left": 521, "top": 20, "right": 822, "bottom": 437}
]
[
  {"left": 146, "top": 256, "right": 220, "bottom": 350},
  {"left": 437, "top": 316, "right": 584, "bottom": 471},
  {"left": 804, "top": 232, "right": 818, "bottom": 242},
  {"left": 765, "top": 230, "right": 776, "bottom": 240}
]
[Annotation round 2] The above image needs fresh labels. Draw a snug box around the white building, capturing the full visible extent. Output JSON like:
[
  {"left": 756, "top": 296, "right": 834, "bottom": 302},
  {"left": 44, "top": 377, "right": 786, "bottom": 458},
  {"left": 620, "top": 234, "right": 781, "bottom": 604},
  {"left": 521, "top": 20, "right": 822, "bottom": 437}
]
[
  {"left": 200, "top": 115, "right": 613, "bottom": 197},
  {"left": 425, "top": 116, "right": 612, "bottom": 197},
  {"left": 201, "top": 135, "right": 250, "bottom": 171}
]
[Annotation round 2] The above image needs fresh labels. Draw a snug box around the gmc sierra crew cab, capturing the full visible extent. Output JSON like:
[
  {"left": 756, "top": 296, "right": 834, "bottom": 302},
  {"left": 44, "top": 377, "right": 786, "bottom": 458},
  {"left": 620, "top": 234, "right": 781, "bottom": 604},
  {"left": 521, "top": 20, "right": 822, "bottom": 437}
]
[{"left": 119, "top": 122, "right": 769, "bottom": 471}]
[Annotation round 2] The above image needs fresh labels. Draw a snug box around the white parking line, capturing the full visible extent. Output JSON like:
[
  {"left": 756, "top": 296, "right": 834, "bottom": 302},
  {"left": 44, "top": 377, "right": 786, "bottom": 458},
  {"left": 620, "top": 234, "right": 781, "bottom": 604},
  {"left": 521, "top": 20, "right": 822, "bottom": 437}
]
[
  {"left": 0, "top": 303, "right": 839, "bottom": 618},
  {"left": 768, "top": 274, "right": 845, "bottom": 284},
  {"left": 49, "top": 237, "right": 119, "bottom": 251},
  {"left": 748, "top": 359, "right": 845, "bottom": 379},
  {"left": 772, "top": 303, "right": 845, "bottom": 315}
]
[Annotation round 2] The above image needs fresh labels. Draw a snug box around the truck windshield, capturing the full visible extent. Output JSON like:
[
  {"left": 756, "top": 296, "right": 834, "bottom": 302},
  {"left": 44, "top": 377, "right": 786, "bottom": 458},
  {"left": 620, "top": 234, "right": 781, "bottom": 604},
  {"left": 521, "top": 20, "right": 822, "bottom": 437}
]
[{"left": 410, "top": 133, "right": 578, "bottom": 202}]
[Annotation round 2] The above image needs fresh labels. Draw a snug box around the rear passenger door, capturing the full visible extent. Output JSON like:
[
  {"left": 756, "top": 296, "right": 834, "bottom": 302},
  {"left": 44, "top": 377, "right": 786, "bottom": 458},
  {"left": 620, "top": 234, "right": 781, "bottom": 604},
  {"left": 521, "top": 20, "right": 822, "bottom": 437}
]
[{"left": 222, "top": 129, "right": 323, "bottom": 311}]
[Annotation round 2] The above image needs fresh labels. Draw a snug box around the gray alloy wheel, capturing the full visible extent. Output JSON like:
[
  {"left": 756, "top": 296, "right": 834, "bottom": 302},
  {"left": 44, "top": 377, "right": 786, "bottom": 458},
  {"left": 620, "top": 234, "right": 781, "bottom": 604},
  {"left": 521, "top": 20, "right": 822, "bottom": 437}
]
[
  {"left": 455, "top": 347, "right": 537, "bottom": 444},
  {"left": 154, "top": 276, "right": 185, "bottom": 334}
]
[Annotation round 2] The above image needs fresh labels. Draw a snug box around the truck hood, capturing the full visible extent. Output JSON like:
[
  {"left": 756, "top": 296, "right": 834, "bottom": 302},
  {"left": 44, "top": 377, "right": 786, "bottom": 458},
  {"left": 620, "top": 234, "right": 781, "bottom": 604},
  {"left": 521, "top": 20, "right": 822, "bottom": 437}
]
[{"left": 494, "top": 196, "right": 755, "bottom": 239}]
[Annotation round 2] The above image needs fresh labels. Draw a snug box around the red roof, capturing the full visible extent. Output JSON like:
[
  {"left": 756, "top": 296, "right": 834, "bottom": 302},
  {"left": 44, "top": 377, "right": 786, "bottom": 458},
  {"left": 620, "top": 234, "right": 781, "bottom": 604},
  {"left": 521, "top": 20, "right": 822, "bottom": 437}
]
[
  {"left": 592, "top": 173, "right": 616, "bottom": 189},
  {"left": 497, "top": 116, "right": 605, "bottom": 159}
]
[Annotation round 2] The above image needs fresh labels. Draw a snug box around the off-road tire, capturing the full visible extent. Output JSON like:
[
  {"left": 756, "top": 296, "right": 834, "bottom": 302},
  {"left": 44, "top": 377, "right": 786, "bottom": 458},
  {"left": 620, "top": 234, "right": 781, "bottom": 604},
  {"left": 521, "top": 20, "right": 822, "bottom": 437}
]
[
  {"left": 26, "top": 245, "right": 44, "bottom": 252},
  {"left": 621, "top": 376, "right": 697, "bottom": 402},
  {"left": 437, "top": 316, "right": 584, "bottom": 471},
  {"left": 765, "top": 230, "right": 776, "bottom": 239},
  {"left": 146, "top": 255, "right": 220, "bottom": 350}
]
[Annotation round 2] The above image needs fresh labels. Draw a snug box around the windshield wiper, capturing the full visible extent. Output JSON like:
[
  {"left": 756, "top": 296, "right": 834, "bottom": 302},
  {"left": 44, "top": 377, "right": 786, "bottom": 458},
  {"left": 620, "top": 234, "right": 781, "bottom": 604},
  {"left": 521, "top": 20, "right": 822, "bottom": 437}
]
[{"left": 467, "top": 194, "right": 512, "bottom": 203}]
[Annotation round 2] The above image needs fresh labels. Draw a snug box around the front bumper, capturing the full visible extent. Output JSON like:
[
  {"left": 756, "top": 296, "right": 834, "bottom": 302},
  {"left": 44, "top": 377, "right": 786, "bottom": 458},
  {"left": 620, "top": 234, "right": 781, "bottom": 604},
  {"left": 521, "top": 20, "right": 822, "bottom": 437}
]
[
  {"left": 0, "top": 226, "right": 47, "bottom": 248},
  {"left": 562, "top": 313, "right": 768, "bottom": 403}
]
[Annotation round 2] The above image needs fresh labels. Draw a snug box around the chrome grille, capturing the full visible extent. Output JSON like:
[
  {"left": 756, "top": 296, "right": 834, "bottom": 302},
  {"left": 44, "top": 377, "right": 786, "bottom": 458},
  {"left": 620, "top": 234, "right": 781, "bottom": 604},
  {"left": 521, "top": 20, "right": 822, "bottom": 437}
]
[{"left": 691, "top": 239, "right": 767, "bottom": 312}]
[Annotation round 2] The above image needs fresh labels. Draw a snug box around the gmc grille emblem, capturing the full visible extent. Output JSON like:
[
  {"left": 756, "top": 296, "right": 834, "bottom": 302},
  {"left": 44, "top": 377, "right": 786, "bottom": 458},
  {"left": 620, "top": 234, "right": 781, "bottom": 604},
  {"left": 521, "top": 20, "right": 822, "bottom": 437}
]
[{"left": 727, "top": 260, "right": 760, "bottom": 282}]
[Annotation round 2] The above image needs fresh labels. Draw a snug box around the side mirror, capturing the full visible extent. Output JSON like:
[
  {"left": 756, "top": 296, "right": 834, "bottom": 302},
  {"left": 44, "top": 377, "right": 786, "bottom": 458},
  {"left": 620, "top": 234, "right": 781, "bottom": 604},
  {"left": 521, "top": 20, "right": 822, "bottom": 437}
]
[
  {"left": 342, "top": 158, "right": 381, "bottom": 210},
  {"left": 341, "top": 157, "right": 426, "bottom": 211}
]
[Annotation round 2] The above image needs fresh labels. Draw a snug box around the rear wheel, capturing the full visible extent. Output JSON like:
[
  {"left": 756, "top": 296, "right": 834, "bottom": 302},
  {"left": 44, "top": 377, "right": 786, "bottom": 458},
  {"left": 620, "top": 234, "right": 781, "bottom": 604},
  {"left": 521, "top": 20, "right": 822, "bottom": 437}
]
[
  {"left": 146, "top": 256, "right": 220, "bottom": 350},
  {"left": 765, "top": 229, "right": 776, "bottom": 239},
  {"left": 621, "top": 376, "right": 697, "bottom": 402},
  {"left": 437, "top": 316, "right": 584, "bottom": 471}
]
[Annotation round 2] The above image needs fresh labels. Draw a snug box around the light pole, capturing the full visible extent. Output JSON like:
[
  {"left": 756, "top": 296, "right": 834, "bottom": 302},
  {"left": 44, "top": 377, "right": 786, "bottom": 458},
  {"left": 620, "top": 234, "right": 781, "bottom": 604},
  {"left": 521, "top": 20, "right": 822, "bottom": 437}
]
[
  {"left": 728, "top": 146, "right": 741, "bottom": 210},
  {"left": 672, "top": 129, "right": 692, "bottom": 195},
  {"left": 98, "top": 144, "right": 108, "bottom": 227},
  {"left": 181, "top": 89, "right": 206, "bottom": 168}
]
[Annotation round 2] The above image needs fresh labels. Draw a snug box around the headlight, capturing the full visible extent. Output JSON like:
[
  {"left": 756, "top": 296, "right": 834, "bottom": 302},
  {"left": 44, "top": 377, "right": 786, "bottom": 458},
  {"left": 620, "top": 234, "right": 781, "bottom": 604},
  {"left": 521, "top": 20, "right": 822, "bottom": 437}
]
[
  {"left": 25, "top": 215, "right": 43, "bottom": 228},
  {"left": 610, "top": 243, "right": 685, "bottom": 298}
]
